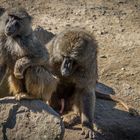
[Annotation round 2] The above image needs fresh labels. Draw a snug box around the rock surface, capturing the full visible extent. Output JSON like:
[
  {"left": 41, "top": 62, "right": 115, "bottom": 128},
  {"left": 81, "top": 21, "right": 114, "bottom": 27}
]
[{"left": 0, "top": 97, "right": 64, "bottom": 140}]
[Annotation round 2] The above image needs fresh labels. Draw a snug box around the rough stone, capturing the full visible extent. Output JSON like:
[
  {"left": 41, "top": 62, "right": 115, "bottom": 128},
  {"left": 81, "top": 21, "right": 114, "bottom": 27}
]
[{"left": 0, "top": 97, "right": 64, "bottom": 140}]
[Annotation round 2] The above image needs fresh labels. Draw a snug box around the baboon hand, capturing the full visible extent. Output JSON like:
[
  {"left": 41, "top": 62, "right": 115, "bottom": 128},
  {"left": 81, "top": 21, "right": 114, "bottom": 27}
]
[
  {"left": 14, "top": 92, "right": 35, "bottom": 101},
  {"left": 81, "top": 126, "right": 95, "bottom": 139},
  {"left": 14, "top": 61, "right": 24, "bottom": 79}
]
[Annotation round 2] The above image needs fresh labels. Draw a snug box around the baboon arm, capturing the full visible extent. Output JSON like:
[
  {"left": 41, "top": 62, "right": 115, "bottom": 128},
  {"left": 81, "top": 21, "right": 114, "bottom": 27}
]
[
  {"left": 14, "top": 56, "right": 48, "bottom": 79},
  {"left": 80, "top": 89, "right": 95, "bottom": 128},
  {"left": 79, "top": 89, "right": 96, "bottom": 139},
  {"left": 0, "top": 64, "right": 7, "bottom": 86}
]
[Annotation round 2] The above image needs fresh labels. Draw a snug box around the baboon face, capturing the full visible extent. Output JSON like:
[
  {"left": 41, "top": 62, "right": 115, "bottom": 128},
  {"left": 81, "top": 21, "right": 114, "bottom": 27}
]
[
  {"left": 4, "top": 8, "right": 32, "bottom": 37},
  {"left": 56, "top": 32, "right": 88, "bottom": 77},
  {"left": 51, "top": 29, "right": 97, "bottom": 78},
  {"left": 5, "top": 15, "right": 21, "bottom": 36},
  {"left": 60, "top": 56, "right": 77, "bottom": 76}
]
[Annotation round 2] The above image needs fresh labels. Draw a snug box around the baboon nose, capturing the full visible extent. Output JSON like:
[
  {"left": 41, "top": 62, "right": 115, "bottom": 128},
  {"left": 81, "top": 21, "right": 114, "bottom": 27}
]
[{"left": 6, "top": 26, "right": 16, "bottom": 35}]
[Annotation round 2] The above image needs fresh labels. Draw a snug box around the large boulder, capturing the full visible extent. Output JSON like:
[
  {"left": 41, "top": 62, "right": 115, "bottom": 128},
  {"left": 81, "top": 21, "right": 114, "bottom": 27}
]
[{"left": 0, "top": 97, "right": 64, "bottom": 140}]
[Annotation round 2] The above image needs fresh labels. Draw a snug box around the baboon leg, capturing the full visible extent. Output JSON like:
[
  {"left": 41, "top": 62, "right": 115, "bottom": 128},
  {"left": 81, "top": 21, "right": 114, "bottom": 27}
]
[
  {"left": 8, "top": 74, "right": 25, "bottom": 95},
  {"left": 0, "top": 64, "right": 7, "bottom": 85},
  {"left": 62, "top": 111, "right": 79, "bottom": 127},
  {"left": 62, "top": 91, "right": 81, "bottom": 127},
  {"left": 8, "top": 74, "right": 34, "bottom": 100},
  {"left": 49, "top": 91, "right": 61, "bottom": 111},
  {"left": 79, "top": 88, "right": 96, "bottom": 139},
  {"left": 8, "top": 75, "right": 32, "bottom": 100}
]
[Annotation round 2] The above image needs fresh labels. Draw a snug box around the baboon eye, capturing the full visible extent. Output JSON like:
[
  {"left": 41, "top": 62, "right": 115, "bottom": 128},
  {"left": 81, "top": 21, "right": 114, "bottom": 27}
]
[
  {"left": 9, "top": 15, "right": 21, "bottom": 20},
  {"left": 14, "top": 16, "right": 21, "bottom": 20}
]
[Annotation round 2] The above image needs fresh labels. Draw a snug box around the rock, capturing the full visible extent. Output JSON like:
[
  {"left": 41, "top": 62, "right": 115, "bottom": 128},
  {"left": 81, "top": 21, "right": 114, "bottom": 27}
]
[
  {"left": 121, "top": 67, "right": 125, "bottom": 71},
  {"left": 0, "top": 97, "right": 65, "bottom": 140}
]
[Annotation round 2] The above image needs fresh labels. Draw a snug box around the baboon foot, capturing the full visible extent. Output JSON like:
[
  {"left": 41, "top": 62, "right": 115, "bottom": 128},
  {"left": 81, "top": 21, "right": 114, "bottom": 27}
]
[
  {"left": 62, "top": 112, "right": 79, "bottom": 127},
  {"left": 14, "top": 92, "right": 34, "bottom": 101},
  {"left": 81, "top": 126, "right": 95, "bottom": 139}
]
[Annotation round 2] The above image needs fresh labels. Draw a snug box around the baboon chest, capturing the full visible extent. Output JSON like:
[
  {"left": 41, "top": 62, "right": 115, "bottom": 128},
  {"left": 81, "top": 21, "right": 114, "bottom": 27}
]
[{"left": 5, "top": 38, "right": 28, "bottom": 67}]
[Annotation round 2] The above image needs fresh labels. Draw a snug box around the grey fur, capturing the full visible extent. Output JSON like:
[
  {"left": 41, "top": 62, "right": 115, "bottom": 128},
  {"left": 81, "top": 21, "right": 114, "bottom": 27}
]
[
  {"left": 47, "top": 28, "right": 98, "bottom": 139},
  {"left": 0, "top": 8, "right": 57, "bottom": 101}
]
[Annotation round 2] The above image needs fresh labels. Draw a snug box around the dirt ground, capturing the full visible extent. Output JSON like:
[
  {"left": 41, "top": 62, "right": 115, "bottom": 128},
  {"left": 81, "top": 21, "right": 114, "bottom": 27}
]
[{"left": 0, "top": 0, "right": 140, "bottom": 140}]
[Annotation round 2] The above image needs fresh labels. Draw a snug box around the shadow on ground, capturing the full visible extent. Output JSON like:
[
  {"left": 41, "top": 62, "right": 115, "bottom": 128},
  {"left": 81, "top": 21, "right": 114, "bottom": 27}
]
[{"left": 65, "top": 99, "right": 140, "bottom": 140}]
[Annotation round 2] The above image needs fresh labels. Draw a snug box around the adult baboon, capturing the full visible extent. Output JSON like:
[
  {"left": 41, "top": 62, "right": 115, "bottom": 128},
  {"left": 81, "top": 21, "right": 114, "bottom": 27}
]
[
  {"left": 46, "top": 28, "right": 97, "bottom": 139},
  {"left": 43, "top": 27, "right": 138, "bottom": 138},
  {"left": 0, "top": 8, "right": 57, "bottom": 101},
  {"left": 34, "top": 26, "right": 137, "bottom": 116}
]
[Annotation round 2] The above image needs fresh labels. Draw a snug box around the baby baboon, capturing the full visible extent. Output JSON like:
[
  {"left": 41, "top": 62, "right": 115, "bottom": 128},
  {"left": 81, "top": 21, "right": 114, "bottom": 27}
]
[
  {"left": 0, "top": 8, "right": 57, "bottom": 101},
  {"left": 47, "top": 28, "right": 97, "bottom": 139}
]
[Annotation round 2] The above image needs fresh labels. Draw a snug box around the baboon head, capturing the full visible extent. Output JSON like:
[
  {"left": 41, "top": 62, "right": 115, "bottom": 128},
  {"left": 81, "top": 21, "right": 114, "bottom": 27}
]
[
  {"left": 4, "top": 8, "right": 32, "bottom": 37},
  {"left": 53, "top": 29, "right": 96, "bottom": 77}
]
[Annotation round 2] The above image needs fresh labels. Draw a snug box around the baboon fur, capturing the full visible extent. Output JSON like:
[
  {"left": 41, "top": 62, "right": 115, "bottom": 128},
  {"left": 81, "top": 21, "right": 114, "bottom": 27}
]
[
  {"left": 47, "top": 28, "right": 97, "bottom": 138},
  {"left": 0, "top": 8, "right": 57, "bottom": 101}
]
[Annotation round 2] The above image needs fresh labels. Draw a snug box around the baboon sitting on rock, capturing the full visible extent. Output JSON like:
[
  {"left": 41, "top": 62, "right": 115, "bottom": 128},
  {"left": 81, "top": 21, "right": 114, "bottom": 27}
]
[{"left": 0, "top": 8, "right": 57, "bottom": 101}]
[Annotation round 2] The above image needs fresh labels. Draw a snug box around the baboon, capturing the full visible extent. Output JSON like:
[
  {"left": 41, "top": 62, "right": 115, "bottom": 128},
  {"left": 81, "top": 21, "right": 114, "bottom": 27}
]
[
  {"left": 42, "top": 28, "right": 138, "bottom": 138},
  {"left": 46, "top": 28, "right": 97, "bottom": 139},
  {"left": 34, "top": 26, "right": 137, "bottom": 116},
  {"left": 0, "top": 8, "right": 57, "bottom": 101}
]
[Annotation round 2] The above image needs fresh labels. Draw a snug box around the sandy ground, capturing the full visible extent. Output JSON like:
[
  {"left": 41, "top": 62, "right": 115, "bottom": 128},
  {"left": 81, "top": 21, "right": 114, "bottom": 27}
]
[{"left": 0, "top": 0, "right": 140, "bottom": 139}]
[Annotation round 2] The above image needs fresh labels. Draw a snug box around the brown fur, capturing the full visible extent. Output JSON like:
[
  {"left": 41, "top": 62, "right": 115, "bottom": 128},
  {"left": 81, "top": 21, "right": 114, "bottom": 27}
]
[
  {"left": 46, "top": 28, "right": 97, "bottom": 139},
  {"left": 0, "top": 8, "right": 57, "bottom": 101}
]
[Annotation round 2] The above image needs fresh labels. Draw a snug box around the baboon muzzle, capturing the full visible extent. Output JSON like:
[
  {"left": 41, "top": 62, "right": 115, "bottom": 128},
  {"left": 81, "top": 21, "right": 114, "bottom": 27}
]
[{"left": 61, "top": 57, "right": 73, "bottom": 77}]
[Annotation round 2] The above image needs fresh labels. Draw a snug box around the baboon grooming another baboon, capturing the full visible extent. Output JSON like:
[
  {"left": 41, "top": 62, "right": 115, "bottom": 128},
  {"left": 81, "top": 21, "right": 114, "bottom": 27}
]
[
  {"left": 46, "top": 28, "right": 97, "bottom": 139},
  {"left": 0, "top": 8, "right": 57, "bottom": 101}
]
